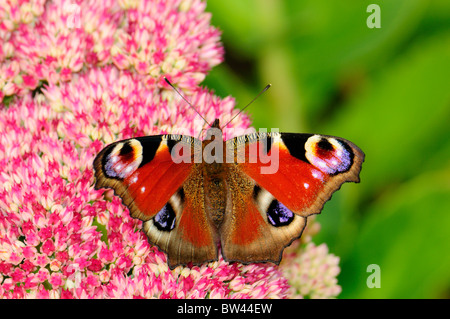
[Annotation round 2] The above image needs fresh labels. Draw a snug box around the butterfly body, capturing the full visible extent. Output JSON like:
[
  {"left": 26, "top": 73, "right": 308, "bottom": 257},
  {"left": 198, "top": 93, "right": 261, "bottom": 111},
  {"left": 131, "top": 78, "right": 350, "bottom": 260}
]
[{"left": 94, "top": 119, "right": 364, "bottom": 269}]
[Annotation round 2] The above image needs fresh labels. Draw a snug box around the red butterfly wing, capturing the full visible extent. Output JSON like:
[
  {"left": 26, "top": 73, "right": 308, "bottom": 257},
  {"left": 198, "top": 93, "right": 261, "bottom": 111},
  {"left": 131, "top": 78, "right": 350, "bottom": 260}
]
[
  {"left": 236, "top": 132, "right": 364, "bottom": 217},
  {"left": 94, "top": 136, "right": 191, "bottom": 220}
]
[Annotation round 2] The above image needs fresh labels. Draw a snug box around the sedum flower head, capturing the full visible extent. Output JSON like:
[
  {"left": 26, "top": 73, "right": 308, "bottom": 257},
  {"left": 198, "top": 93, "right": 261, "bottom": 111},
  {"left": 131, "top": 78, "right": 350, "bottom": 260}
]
[
  {"left": 0, "top": 0, "right": 341, "bottom": 299},
  {"left": 282, "top": 241, "right": 342, "bottom": 299},
  {"left": 0, "top": 0, "right": 223, "bottom": 99}
]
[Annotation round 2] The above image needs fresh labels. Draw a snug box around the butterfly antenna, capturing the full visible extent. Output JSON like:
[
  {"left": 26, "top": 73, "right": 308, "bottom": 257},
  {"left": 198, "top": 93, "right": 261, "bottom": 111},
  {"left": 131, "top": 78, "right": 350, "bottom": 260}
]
[
  {"left": 221, "top": 84, "right": 271, "bottom": 129},
  {"left": 164, "top": 77, "right": 211, "bottom": 127}
]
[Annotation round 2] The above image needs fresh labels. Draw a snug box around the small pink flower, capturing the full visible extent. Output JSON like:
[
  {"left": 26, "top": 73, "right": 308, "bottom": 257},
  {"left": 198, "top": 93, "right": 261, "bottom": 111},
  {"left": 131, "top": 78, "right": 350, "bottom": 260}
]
[
  {"left": 56, "top": 250, "right": 69, "bottom": 263},
  {"left": 99, "top": 246, "right": 114, "bottom": 263},
  {"left": 25, "top": 231, "right": 40, "bottom": 246},
  {"left": 21, "top": 220, "right": 34, "bottom": 235},
  {"left": 9, "top": 252, "right": 23, "bottom": 265},
  {"left": 61, "top": 289, "right": 74, "bottom": 299},
  {"left": 112, "top": 53, "right": 129, "bottom": 69},
  {"left": 10, "top": 268, "right": 26, "bottom": 283},
  {"left": 74, "top": 257, "right": 90, "bottom": 270},
  {"left": 152, "top": 49, "right": 165, "bottom": 64},
  {"left": 136, "top": 61, "right": 149, "bottom": 74},
  {"left": 229, "top": 276, "right": 246, "bottom": 291},
  {"left": 21, "top": 259, "right": 35, "bottom": 272},
  {"left": 38, "top": 226, "right": 53, "bottom": 241},
  {"left": 99, "top": 270, "right": 110, "bottom": 283},
  {"left": 87, "top": 259, "right": 103, "bottom": 272},
  {"left": 0, "top": 262, "right": 13, "bottom": 276},
  {"left": 41, "top": 239, "right": 55, "bottom": 255},
  {"left": 49, "top": 273, "right": 64, "bottom": 288},
  {"left": 22, "top": 74, "right": 38, "bottom": 89},
  {"left": 36, "top": 286, "right": 50, "bottom": 299},
  {"left": 36, "top": 268, "right": 49, "bottom": 282},
  {"left": 50, "top": 259, "right": 62, "bottom": 272},
  {"left": 23, "top": 274, "right": 39, "bottom": 290},
  {"left": 85, "top": 274, "right": 100, "bottom": 288},
  {"left": 60, "top": 67, "right": 72, "bottom": 82},
  {"left": 209, "top": 287, "right": 228, "bottom": 299}
]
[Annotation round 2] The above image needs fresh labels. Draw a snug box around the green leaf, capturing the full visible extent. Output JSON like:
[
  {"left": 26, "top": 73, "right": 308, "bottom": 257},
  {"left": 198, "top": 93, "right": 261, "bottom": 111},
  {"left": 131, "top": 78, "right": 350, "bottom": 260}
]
[{"left": 92, "top": 217, "right": 109, "bottom": 246}]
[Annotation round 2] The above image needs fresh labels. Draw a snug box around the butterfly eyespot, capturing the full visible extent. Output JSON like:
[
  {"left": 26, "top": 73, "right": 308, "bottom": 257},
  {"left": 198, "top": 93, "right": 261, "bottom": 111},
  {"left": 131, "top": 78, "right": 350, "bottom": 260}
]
[
  {"left": 154, "top": 204, "right": 176, "bottom": 231},
  {"left": 317, "top": 138, "right": 334, "bottom": 151},
  {"left": 102, "top": 139, "right": 143, "bottom": 179},
  {"left": 305, "top": 135, "right": 353, "bottom": 175},
  {"left": 119, "top": 142, "right": 134, "bottom": 155},
  {"left": 267, "top": 200, "right": 294, "bottom": 227}
]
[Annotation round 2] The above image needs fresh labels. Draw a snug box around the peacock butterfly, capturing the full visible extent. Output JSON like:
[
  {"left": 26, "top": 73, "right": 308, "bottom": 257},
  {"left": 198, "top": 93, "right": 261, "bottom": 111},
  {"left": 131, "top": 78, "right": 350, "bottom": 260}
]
[{"left": 93, "top": 81, "right": 365, "bottom": 269}]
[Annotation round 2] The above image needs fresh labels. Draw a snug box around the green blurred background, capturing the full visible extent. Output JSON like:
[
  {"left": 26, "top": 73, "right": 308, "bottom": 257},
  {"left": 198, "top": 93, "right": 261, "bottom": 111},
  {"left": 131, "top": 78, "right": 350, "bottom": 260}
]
[{"left": 203, "top": 0, "right": 450, "bottom": 298}]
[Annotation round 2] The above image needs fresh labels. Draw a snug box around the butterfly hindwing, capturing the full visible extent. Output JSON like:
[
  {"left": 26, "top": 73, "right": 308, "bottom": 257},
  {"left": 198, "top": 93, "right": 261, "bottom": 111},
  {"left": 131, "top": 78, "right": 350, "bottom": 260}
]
[
  {"left": 220, "top": 163, "right": 307, "bottom": 264},
  {"left": 142, "top": 163, "right": 219, "bottom": 268}
]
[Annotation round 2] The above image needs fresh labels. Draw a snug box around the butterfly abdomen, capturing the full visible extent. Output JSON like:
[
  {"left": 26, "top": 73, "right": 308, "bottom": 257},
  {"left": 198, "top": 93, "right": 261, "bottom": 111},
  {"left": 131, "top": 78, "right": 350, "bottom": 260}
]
[{"left": 203, "top": 164, "right": 227, "bottom": 228}]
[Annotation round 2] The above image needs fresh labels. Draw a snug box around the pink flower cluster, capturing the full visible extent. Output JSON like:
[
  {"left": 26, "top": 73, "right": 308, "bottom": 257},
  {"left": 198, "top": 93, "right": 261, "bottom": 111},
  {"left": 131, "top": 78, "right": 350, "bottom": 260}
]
[
  {"left": 0, "top": 0, "right": 223, "bottom": 100},
  {"left": 0, "top": 0, "right": 342, "bottom": 299},
  {"left": 283, "top": 242, "right": 342, "bottom": 299}
]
